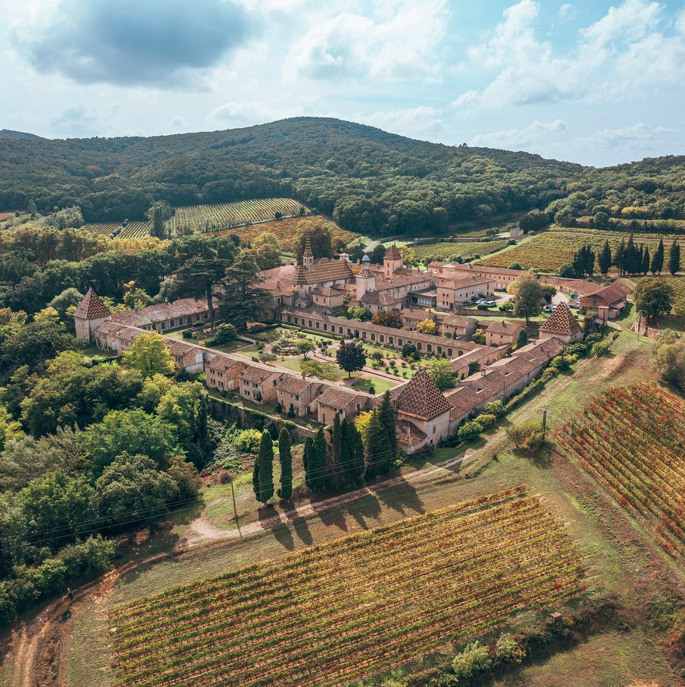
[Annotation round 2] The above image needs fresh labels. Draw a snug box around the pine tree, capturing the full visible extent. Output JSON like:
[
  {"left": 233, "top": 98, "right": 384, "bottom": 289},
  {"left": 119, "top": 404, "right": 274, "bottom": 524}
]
[
  {"left": 254, "top": 431, "right": 274, "bottom": 505},
  {"left": 303, "top": 436, "right": 315, "bottom": 489},
  {"left": 642, "top": 245, "right": 650, "bottom": 275},
  {"left": 277, "top": 427, "right": 292, "bottom": 500},
  {"left": 652, "top": 238, "right": 664, "bottom": 274},
  {"left": 669, "top": 240, "right": 681, "bottom": 276},
  {"left": 598, "top": 240, "right": 612, "bottom": 276}
]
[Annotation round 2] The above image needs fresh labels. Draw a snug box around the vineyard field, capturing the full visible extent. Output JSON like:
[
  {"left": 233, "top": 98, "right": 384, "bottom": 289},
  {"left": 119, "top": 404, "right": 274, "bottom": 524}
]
[
  {"left": 415, "top": 239, "right": 507, "bottom": 261},
  {"left": 109, "top": 486, "right": 584, "bottom": 687},
  {"left": 556, "top": 383, "right": 685, "bottom": 563},
  {"left": 167, "top": 198, "right": 304, "bottom": 234},
  {"left": 478, "top": 233, "right": 678, "bottom": 273},
  {"left": 670, "top": 277, "right": 685, "bottom": 316}
]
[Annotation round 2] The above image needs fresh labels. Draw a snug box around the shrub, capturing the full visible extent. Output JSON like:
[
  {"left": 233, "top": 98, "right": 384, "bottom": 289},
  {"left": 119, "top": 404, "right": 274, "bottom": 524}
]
[
  {"left": 507, "top": 420, "right": 545, "bottom": 454},
  {"left": 484, "top": 400, "right": 506, "bottom": 419},
  {"left": 494, "top": 633, "right": 526, "bottom": 666},
  {"left": 236, "top": 429, "right": 262, "bottom": 454},
  {"left": 458, "top": 421, "right": 482, "bottom": 442},
  {"left": 259, "top": 352, "right": 276, "bottom": 362},
  {"left": 182, "top": 330, "right": 194, "bottom": 339},
  {"left": 585, "top": 333, "right": 602, "bottom": 344},
  {"left": 475, "top": 413, "right": 497, "bottom": 430},
  {"left": 210, "top": 323, "right": 237, "bottom": 345},
  {"left": 451, "top": 641, "right": 493, "bottom": 681},
  {"left": 591, "top": 340, "right": 611, "bottom": 357}
]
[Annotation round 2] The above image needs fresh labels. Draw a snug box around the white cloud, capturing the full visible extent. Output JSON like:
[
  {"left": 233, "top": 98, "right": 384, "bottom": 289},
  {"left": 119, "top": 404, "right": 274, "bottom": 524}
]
[
  {"left": 50, "top": 102, "right": 105, "bottom": 136},
  {"left": 559, "top": 4, "right": 576, "bottom": 21},
  {"left": 354, "top": 106, "right": 449, "bottom": 141},
  {"left": 576, "top": 122, "right": 680, "bottom": 150},
  {"left": 470, "top": 119, "right": 567, "bottom": 148},
  {"left": 285, "top": 0, "right": 448, "bottom": 82},
  {"left": 452, "top": 0, "right": 685, "bottom": 110},
  {"left": 170, "top": 116, "right": 188, "bottom": 129},
  {"left": 208, "top": 99, "right": 319, "bottom": 127}
]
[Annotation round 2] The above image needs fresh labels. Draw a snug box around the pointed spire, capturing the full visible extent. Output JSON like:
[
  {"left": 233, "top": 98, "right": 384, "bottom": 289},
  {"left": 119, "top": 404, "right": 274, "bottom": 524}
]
[{"left": 303, "top": 231, "right": 313, "bottom": 257}]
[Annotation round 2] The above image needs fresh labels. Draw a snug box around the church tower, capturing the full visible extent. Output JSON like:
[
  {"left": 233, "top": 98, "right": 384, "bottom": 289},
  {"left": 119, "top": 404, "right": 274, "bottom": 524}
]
[
  {"left": 302, "top": 232, "right": 314, "bottom": 270},
  {"left": 356, "top": 266, "right": 376, "bottom": 301}
]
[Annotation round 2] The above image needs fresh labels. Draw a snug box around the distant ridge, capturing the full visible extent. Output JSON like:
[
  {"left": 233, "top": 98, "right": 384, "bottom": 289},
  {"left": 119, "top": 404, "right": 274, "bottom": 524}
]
[{"left": 0, "top": 129, "right": 43, "bottom": 140}]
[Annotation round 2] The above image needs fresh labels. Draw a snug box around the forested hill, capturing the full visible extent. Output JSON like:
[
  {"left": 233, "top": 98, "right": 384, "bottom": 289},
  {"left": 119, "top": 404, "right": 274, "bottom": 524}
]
[
  {"left": 0, "top": 129, "right": 43, "bottom": 140},
  {"left": 0, "top": 117, "right": 580, "bottom": 232},
  {"left": 0, "top": 117, "right": 683, "bottom": 234}
]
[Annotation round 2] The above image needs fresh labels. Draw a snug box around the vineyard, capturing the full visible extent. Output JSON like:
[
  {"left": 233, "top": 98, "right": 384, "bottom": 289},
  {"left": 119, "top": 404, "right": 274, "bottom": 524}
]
[
  {"left": 670, "top": 277, "right": 685, "bottom": 316},
  {"left": 556, "top": 383, "right": 685, "bottom": 563},
  {"left": 166, "top": 198, "right": 304, "bottom": 234},
  {"left": 415, "top": 239, "right": 508, "bottom": 261},
  {"left": 109, "top": 486, "right": 584, "bottom": 687},
  {"left": 478, "top": 232, "right": 678, "bottom": 273}
]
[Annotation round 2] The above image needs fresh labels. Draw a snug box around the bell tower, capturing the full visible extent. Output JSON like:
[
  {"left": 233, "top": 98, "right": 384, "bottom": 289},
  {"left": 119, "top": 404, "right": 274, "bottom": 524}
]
[{"left": 302, "top": 232, "right": 314, "bottom": 270}]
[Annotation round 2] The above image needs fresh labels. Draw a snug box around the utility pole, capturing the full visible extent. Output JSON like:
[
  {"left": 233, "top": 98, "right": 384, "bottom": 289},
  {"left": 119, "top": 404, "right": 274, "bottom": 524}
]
[
  {"left": 636, "top": 312, "right": 641, "bottom": 341},
  {"left": 230, "top": 479, "right": 242, "bottom": 538},
  {"left": 541, "top": 407, "right": 548, "bottom": 440}
]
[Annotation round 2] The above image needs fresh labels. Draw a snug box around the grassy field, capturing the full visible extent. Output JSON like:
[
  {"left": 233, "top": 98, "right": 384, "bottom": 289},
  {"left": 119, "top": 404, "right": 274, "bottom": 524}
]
[
  {"left": 478, "top": 231, "right": 679, "bottom": 273},
  {"left": 415, "top": 239, "right": 507, "bottom": 262},
  {"left": 556, "top": 382, "right": 685, "bottom": 564},
  {"left": 109, "top": 486, "right": 583, "bottom": 687}
]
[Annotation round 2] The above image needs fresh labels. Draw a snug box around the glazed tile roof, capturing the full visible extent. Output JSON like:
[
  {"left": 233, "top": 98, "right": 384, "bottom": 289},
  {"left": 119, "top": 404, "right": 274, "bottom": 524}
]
[
  {"left": 74, "top": 288, "right": 111, "bottom": 320},
  {"left": 394, "top": 367, "right": 452, "bottom": 421},
  {"left": 292, "top": 259, "right": 353, "bottom": 286},
  {"left": 385, "top": 244, "right": 403, "bottom": 261},
  {"left": 539, "top": 302, "right": 583, "bottom": 336}
]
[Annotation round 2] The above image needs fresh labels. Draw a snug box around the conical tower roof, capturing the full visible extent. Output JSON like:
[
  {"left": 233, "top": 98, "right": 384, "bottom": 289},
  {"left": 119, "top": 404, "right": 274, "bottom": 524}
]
[
  {"left": 303, "top": 231, "right": 313, "bottom": 258},
  {"left": 73, "top": 288, "right": 111, "bottom": 320},
  {"left": 385, "top": 244, "right": 402, "bottom": 260},
  {"left": 394, "top": 367, "right": 452, "bottom": 420},
  {"left": 540, "top": 301, "right": 582, "bottom": 336}
]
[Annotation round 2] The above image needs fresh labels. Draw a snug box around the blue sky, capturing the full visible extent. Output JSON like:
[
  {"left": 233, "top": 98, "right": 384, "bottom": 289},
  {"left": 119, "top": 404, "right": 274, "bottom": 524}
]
[{"left": 1, "top": 0, "right": 684, "bottom": 166}]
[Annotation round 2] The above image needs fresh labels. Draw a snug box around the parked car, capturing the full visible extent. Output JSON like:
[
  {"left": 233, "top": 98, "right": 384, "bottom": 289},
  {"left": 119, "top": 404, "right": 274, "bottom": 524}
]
[{"left": 485, "top": 301, "right": 496, "bottom": 306}]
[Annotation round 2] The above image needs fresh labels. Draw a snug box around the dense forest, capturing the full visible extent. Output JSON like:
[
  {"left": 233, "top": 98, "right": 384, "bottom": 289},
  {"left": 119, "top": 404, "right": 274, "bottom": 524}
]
[
  {"left": 1, "top": 117, "right": 685, "bottom": 236},
  {"left": 0, "top": 118, "right": 578, "bottom": 233}
]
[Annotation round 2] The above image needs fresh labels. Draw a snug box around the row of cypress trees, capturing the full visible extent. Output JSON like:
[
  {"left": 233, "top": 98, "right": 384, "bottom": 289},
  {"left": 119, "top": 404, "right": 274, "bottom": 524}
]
[{"left": 252, "top": 391, "right": 400, "bottom": 504}]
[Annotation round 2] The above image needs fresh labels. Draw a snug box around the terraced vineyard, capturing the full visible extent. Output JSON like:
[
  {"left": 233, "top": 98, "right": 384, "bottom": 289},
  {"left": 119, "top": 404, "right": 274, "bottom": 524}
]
[
  {"left": 478, "top": 232, "right": 679, "bottom": 273},
  {"left": 110, "top": 486, "right": 584, "bottom": 687},
  {"left": 167, "top": 198, "right": 304, "bottom": 234},
  {"left": 415, "top": 239, "right": 507, "bottom": 262},
  {"left": 556, "top": 383, "right": 685, "bottom": 563}
]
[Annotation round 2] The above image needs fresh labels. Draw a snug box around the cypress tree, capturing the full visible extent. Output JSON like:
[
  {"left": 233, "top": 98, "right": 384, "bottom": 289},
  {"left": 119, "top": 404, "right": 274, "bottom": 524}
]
[
  {"left": 303, "top": 436, "right": 315, "bottom": 489},
  {"left": 348, "top": 421, "right": 366, "bottom": 484},
  {"left": 331, "top": 413, "right": 343, "bottom": 468},
  {"left": 651, "top": 238, "right": 664, "bottom": 274},
  {"left": 277, "top": 427, "right": 292, "bottom": 500},
  {"left": 669, "top": 240, "right": 680, "bottom": 276},
  {"left": 642, "top": 245, "right": 650, "bottom": 275},
  {"left": 599, "top": 240, "right": 612, "bottom": 276},
  {"left": 252, "top": 447, "right": 261, "bottom": 502},
  {"left": 310, "top": 428, "right": 328, "bottom": 491},
  {"left": 364, "top": 410, "right": 388, "bottom": 480},
  {"left": 255, "top": 431, "right": 274, "bottom": 505},
  {"left": 340, "top": 417, "right": 353, "bottom": 482},
  {"left": 625, "top": 235, "right": 636, "bottom": 274},
  {"left": 377, "top": 391, "right": 398, "bottom": 460},
  {"left": 615, "top": 239, "right": 625, "bottom": 275},
  {"left": 586, "top": 245, "right": 595, "bottom": 277}
]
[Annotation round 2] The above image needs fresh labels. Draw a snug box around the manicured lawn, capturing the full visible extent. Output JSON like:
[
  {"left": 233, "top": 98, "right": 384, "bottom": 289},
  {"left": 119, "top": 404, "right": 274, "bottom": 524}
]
[{"left": 352, "top": 376, "right": 400, "bottom": 394}]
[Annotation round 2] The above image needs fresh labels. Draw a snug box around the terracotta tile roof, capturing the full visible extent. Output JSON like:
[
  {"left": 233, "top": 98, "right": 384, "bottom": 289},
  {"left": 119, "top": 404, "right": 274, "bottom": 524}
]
[
  {"left": 240, "top": 366, "right": 280, "bottom": 384},
  {"left": 375, "top": 274, "right": 431, "bottom": 291},
  {"left": 116, "top": 327, "right": 141, "bottom": 343},
  {"left": 580, "top": 284, "right": 628, "bottom": 306},
  {"left": 111, "top": 298, "right": 208, "bottom": 328},
  {"left": 311, "top": 286, "right": 342, "bottom": 297},
  {"left": 276, "top": 376, "right": 317, "bottom": 395},
  {"left": 444, "top": 386, "right": 480, "bottom": 420},
  {"left": 206, "top": 355, "right": 245, "bottom": 374},
  {"left": 513, "top": 338, "right": 564, "bottom": 359},
  {"left": 435, "top": 275, "right": 495, "bottom": 289},
  {"left": 450, "top": 264, "right": 528, "bottom": 277},
  {"left": 394, "top": 367, "right": 452, "bottom": 420},
  {"left": 539, "top": 302, "right": 582, "bottom": 336},
  {"left": 439, "top": 314, "right": 475, "bottom": 327},
  {"left": 485, "top": 320, "right": 525, "bottom": 336},
  {"left": 401, "top": 308, "right": 432, "bottom": 321},
  {"left": 74, "top": 289, "right": 111, "bottom": 320},
  {"left": 397, "top": 419, "right": 427, "bottom": 447},
  {"left": 359, "top": 291, "right": 398, "bottom": 306},
  {"left": 385, "top": 244, "right": 403, "bottom": 260},
  {"left": 317, "top": 386, "right": 363, "bottom": 410},
  {"left": 94, "top": 321, "right": 126, "bottom": 337}
]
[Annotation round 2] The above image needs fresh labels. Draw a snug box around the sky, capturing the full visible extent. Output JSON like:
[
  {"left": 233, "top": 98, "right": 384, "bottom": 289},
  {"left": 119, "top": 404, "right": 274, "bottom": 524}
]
[{"left": 1, "top": 0, "right": 684, "bottom": 167}]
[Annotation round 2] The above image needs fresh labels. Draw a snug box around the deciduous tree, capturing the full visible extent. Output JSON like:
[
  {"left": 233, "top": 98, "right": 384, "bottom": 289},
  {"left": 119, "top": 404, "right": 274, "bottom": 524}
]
[
  {"left": 336, "top": 340, "right": 366, "bottom": 378},
  {"left": 124, "top": 331, "right": 175, "bottom": 378}
]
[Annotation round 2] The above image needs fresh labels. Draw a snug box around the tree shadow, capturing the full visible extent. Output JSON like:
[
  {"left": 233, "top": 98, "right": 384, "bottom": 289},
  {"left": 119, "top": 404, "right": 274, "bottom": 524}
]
[
  {"left": 374, "top": 474, "right": 425, "bottom": 517},
  {"left": 344, "top": 492, "right": 383, "bottom": 530},
  {"left": 257, "top": 507, "right": 295, "bottom": 550}
]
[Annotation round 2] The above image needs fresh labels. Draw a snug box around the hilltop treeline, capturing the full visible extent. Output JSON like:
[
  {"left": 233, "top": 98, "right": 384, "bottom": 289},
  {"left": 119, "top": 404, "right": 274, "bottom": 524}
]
[{"left": 0, "top": 118, "right": 577, "bottom": 232}]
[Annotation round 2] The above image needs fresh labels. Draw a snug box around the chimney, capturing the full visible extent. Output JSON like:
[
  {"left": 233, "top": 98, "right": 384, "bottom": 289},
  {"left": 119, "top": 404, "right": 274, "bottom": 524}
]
[{"left": 165, "top": 297, "right": 169, "bottom": 304}]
